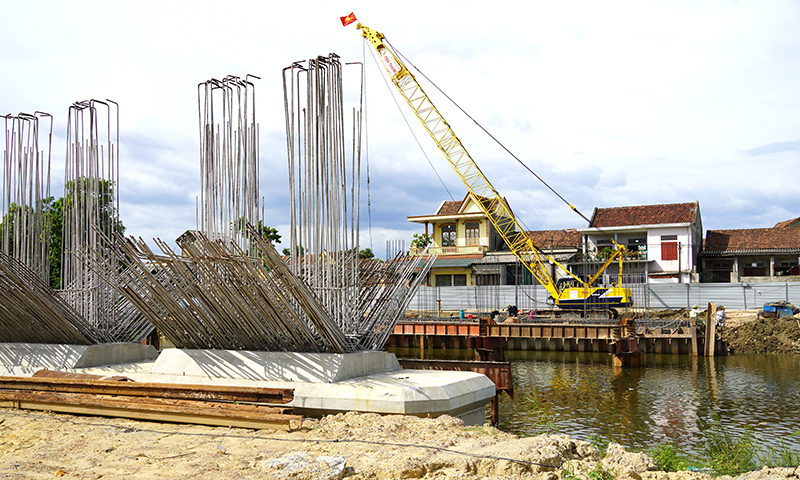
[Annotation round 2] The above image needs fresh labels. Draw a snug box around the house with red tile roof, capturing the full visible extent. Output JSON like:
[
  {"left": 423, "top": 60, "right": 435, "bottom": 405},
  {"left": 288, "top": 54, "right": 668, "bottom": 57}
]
[
  {"left": 407, "top": 193, "right": 500, "bottom": 286},
  {"left": 578, "top": 202, "right": 703, "bottom": 283},
  {"left": 700, "top": 220, "right": 800, "bottom": 282},
  {"left": 407, "top": 193, "right": 582, "bottom": 286},
  {"left": 471, "top": 229, "right": 583, "bottom": 286}
]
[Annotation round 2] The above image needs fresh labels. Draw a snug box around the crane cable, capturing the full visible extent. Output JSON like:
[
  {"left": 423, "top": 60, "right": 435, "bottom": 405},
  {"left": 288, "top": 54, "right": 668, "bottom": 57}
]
[
  {"left": 387, "top": 39, "right": 590, "bottom": 222},
  {"left": 360, "top": 40, "right": 374, "bottom": 251},
  {"left": 363, "top": 39, "right": 455, "bottom": 201},
  {"left": 386, "top": 38, "right": 628, "bottom": 246}
]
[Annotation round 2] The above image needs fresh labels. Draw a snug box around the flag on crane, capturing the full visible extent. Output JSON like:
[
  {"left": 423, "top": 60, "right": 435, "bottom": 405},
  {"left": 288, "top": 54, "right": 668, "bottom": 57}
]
[{"left": 340, "top": 12, "right": 357, "bottom": 26}]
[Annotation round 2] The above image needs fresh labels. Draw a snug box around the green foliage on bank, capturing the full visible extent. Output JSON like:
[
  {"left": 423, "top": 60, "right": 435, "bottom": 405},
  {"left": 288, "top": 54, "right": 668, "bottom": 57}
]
[{"left": 644, "top": 416, "right": 800, "bottom": 476}]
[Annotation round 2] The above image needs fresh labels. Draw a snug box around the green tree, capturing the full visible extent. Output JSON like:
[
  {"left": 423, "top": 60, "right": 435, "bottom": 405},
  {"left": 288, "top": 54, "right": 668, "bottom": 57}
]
[
  {"left": 411, "top": 233, "right": 433, "bottom": 249},
  {"left": 231, "top": 218, "right": 281, "bottom": 246},
  {"left": 44, "top": 197, "right": 63, "bottom": 289},
  {"left": 0, "top": 200, "right": 52, "bottom": 285},
  {"left": 282, "top": 245, "right": 306, "bottom": 256},
  {"left": 255, "top": 220, "right": 281, "bottom": 244},
  {"left": 359, "top": 248, "right": 375, "bottom": 259},
  {"left": 0, "top": 202, "right": 33, "bottom": 257},
  {"left": 63, "top": 177, "right": 125, "bottom": 236},
  {"left": 1, "top": 178, "right": 126, "bottom": 289}
]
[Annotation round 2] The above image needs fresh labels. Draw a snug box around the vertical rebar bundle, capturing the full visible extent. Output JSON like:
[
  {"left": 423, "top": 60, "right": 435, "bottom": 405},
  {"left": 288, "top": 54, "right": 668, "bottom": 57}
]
[
  {"left": 197, "top": 75, "right": 260, "bottom": 253},
  {"left": 282, "top": 53, "right": 437, "bottom": 350},
  {"left": 1, "top": 112, "right": 52, "bottom": 283},
  {"left": 61, "top": 99, "right": 123, "bottom": 338},
  {"left": 283, "top": 54, "right": 364, "bottom": 328}
]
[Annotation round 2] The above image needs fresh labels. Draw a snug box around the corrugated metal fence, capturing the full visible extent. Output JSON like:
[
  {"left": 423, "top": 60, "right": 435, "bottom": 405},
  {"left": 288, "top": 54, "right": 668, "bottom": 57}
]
[{"left": 407, "top": 282, "right": 800, "bottom": 314}]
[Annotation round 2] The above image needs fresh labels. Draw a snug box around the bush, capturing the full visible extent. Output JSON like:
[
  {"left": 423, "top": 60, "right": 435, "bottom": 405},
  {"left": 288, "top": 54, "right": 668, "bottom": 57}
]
[
  {"left": 648, "top": 442, "right": 689, "bottom": 472},
  {"left": 701, "top": 415, "right": 757, "bottom": 475},
  {"left": 757, "top": 430, "right": 800, "bottom": 468},
  {"left": 524, "top": 391, "right": 559, "bottom": 435}
]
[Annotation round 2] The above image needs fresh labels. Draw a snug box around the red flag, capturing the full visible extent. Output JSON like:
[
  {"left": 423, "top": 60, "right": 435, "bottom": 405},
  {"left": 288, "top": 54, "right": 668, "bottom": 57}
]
[{"left": 340, "top": 12, "right": 357, "bottom": 26}]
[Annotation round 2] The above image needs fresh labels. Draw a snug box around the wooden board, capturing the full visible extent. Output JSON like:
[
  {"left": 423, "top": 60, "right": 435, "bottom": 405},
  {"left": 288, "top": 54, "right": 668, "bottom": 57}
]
[{"left": 0, "top": 390, "right": 302, "bottom": 431}]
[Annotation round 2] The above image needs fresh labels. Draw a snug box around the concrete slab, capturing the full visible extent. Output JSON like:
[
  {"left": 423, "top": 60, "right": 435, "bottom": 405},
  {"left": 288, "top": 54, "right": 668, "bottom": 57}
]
[
  {"left": 0, "top": 348, "right": 496, "bottom": 425},
  {"left": 0, "top": 343, "right": 159, "bottom": 371},
  {"left": 151, "top": 349, "right": 401, "bottom": 383}
]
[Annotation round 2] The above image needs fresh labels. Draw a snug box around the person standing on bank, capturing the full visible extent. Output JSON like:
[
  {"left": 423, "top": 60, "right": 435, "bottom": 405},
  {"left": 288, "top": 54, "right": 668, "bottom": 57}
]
[{"left": 715, "top": 306, "right": 726, "bottom": 328}]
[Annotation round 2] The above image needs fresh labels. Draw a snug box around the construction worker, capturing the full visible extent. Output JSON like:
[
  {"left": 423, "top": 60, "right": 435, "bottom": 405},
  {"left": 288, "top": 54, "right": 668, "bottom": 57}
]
[
  {"left": 715, "top": 306, "right": 726, "bottom": 328},
  {"left": 689, "top": 305, "right": 704, "bottom": 326}
]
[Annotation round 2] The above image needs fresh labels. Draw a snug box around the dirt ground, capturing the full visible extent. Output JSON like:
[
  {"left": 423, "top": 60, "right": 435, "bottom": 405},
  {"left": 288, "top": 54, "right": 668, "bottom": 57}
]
[
  {"left": 3, "top": 408, "right": 800, "bottom": 480},
  {"left": 720, "top": 313, "right": 800, "bottom": 354},
  {"left": 649, "top": 309, "right": 800, "bottom": 354},
  {"left": 0, "top": 408, "right": 601, "bottom": 480}
]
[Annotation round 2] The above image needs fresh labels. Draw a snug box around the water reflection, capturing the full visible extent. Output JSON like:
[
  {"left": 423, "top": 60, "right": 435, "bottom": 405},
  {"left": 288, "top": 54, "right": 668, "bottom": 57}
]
[{"left": 390, "top": 347, "right": 800, "bottom": 454}]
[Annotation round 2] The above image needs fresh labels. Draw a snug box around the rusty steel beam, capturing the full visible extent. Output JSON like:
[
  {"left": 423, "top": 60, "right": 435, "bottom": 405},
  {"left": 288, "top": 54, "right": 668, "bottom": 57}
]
[
  {"left": 398, "top": 359, "right": 513, "bottom": 395},
  {"left": 0, "top": 390, "right": 302, "bottom": 431},
  {"left": 0, "top": 375, "right": 294, "bottom": 404}
]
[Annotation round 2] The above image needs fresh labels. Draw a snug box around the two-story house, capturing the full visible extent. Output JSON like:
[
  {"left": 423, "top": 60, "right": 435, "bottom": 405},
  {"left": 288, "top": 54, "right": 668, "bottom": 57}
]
[
  {"left": 408, "top": 193, "right": 583, "bottom": 287},
  {"left": 407, "top": 193, "right": 501, "bottom": 286},
  {"left": 578, "top": 202, "right": 703, "bottom": 283},
  {"left": 700, "top": 217, "right": 800, "bottom": 282}
]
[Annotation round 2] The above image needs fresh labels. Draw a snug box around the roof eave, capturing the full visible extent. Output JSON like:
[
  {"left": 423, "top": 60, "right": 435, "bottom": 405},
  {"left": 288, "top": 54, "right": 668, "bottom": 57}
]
[
  {"left": 700, "top": 248, "right": 800, "bottom": 257},
  {"left": 578, "top": 222, "right": 692, "bottom": 233},
  {"left": 408, "top": 212, "right": 488, "bottom": 223}
]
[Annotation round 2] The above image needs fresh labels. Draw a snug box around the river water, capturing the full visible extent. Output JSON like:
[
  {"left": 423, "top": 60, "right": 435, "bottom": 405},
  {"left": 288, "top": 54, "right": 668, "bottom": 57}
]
[{"left": 391, "top": 348, "right": 800, "bottom": 455}]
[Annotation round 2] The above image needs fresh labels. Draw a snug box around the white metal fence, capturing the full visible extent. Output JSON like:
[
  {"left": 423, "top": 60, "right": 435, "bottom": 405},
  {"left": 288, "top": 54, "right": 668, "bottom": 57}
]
[{"left": 407, "top": 282, "right": 800, "bottom": 314}]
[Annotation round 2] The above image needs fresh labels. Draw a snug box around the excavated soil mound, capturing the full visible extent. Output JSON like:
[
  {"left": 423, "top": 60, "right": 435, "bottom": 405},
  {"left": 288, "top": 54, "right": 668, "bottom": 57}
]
[{"left": 721, "top": 315, "right": 800, "bottom": 354}]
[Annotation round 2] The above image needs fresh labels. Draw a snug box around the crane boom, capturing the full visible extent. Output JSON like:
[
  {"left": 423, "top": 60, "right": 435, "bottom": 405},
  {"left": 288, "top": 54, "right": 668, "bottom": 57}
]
[{"left": 357, "top": 24, "right": 632, "bottom": 313}]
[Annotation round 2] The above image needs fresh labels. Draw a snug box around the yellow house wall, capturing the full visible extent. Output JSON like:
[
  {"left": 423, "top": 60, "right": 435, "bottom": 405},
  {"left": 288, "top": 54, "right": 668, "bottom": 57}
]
[
  {"left": 428, "top": 268, "right": 473, "bottom": 286},
  {"left": 432, "top": 219, "right": 488, "bottom": 248}
]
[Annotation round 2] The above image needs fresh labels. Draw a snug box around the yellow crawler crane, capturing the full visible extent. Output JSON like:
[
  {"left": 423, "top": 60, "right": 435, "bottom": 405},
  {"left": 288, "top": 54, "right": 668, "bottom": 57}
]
[{"left": 357, "top": 23, "right": 633, "bottom": 316}]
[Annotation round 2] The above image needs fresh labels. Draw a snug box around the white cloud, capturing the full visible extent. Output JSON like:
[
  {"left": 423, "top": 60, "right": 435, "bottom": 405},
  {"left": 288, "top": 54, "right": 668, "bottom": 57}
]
[{"left": 2, "top": 0, "right": 799, "bottom": 253}]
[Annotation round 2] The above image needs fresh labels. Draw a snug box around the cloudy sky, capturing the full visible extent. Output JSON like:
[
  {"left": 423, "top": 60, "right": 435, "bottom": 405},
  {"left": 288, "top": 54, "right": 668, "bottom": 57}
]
[{"left": 2, "top": 1, "right": 799, "bottom": 258}]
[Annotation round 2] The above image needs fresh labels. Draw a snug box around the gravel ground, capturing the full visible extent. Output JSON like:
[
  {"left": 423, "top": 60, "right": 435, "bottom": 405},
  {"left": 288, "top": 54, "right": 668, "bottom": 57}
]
[{"left": 2, "top": 408, "right": 799, "bottom": 479}]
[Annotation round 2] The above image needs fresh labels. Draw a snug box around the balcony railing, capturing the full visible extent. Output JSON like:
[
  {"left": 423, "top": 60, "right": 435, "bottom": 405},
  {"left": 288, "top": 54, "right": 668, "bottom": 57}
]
[{"left": 409, "top": 245, "right": 487, "bottom": 256}]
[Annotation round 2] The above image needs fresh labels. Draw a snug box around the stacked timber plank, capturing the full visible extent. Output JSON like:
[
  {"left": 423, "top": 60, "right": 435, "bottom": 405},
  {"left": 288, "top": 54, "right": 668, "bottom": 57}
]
[{"left": 0, "top": 372, "right": 302, "bottom": 431}]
